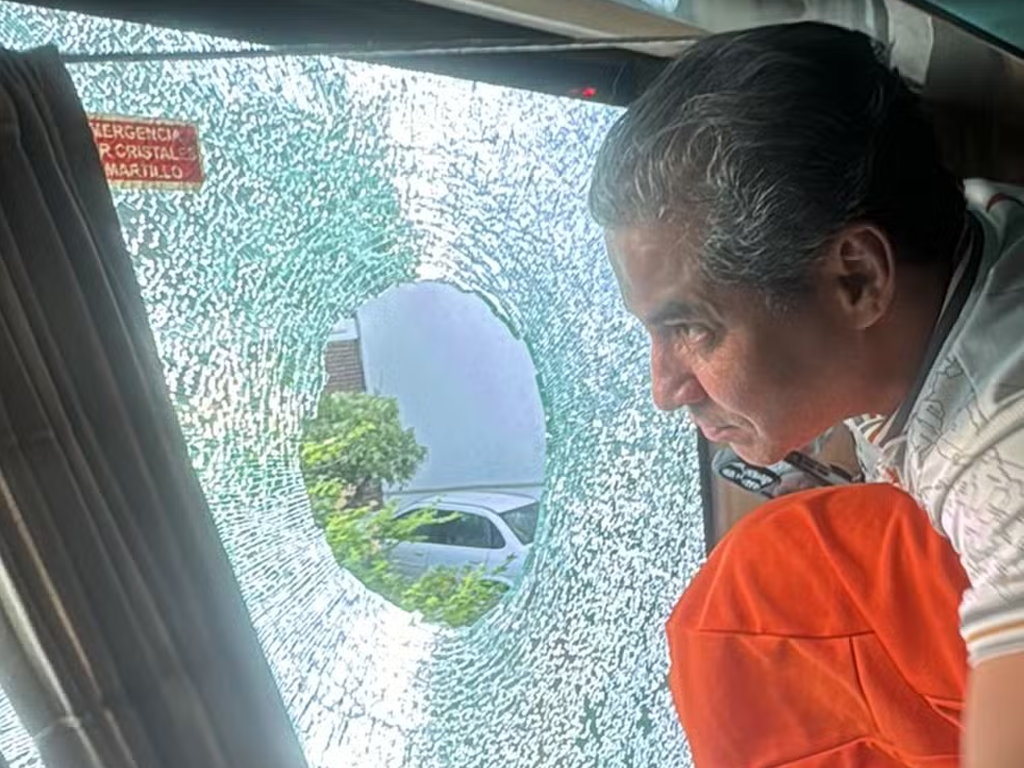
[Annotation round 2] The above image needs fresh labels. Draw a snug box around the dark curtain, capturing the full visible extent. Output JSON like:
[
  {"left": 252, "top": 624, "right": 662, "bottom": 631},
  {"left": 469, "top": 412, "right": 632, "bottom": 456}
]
[{"left": 0, "top": 47, "right": 308, "bottom": 768}]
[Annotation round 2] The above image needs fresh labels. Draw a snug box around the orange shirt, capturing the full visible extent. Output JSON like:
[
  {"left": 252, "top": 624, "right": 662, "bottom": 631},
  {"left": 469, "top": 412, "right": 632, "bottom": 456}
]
[{"left": 668, "top": 485, "right": 968, "bottom": 768}]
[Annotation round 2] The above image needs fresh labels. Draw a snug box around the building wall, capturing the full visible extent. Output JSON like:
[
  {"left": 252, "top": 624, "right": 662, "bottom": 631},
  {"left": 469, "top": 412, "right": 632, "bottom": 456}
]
[
  {"left": 323, "top": 339, "right": 366, "bottom": 394},
  {"left": 355, "top": 282, "right": 545, "bottom": 501}
]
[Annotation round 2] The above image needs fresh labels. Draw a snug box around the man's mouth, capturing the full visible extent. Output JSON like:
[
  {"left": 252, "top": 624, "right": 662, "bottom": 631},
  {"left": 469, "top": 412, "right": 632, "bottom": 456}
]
[{"left": 691, "top": 417, "right": 737, "bottom": 443}]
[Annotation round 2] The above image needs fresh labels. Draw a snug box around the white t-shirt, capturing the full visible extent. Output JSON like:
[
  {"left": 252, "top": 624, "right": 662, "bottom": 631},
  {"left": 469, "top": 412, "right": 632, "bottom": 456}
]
[{"left": 849, "top": 179, "right": 1024, "bottom": 667}]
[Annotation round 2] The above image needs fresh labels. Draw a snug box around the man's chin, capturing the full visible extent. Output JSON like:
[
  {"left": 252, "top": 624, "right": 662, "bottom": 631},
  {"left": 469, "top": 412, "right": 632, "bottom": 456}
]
[{"left": 728, "top": 439, "right": 788, "bottom": 468}]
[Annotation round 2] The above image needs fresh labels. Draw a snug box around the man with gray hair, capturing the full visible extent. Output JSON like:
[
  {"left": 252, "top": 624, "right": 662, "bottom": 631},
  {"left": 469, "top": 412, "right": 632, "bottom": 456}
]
[{"left": 590, "top": 21, "right": 1024, "bottom": 768}]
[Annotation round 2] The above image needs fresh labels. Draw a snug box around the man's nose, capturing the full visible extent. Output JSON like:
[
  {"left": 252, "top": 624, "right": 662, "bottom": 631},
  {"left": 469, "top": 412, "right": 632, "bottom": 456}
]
[{"left": 651, "top": 339, "right": 707, "bottom": 411}]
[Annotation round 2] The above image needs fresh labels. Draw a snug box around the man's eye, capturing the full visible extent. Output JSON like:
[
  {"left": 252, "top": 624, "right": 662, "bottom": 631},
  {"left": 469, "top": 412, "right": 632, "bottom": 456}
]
[{"left": 665, "top": 321, "right": 710, "bottom": 342}]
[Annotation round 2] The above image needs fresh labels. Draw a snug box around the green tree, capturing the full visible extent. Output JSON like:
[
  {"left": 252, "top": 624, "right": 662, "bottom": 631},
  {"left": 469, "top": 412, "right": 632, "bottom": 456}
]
[
  {"left": 300, "top": 390, "right": 508, "bottom": 627},
  {"left": 300, "top": 392, "right": 426, "bottom": 523}
]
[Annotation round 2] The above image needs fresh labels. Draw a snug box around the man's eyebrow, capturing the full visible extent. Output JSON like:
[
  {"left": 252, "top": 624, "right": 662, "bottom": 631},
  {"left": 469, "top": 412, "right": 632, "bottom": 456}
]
[{"left": 645, "top": 300, "right": 705, "bottom": 326}]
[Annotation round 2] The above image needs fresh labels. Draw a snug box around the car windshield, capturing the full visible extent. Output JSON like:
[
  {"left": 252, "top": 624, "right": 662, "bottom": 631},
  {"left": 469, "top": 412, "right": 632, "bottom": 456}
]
[{"left": 500, "top": 502, "right": 539, "bottom": 544}]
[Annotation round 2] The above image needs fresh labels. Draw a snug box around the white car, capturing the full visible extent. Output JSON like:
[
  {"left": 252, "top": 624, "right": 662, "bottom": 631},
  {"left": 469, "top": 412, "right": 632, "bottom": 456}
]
[{"left": 387, "top": 491, "right": 539, "bottom": 587}]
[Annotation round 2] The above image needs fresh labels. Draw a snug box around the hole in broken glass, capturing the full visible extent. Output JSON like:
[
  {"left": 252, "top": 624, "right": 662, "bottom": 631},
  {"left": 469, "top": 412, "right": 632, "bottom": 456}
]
[{"left": 301, "top": 282, "right": 545, "bottom": 627}]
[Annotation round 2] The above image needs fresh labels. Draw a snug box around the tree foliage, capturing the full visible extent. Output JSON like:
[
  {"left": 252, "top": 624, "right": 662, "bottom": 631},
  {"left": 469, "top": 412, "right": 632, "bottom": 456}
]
[
  {"left": 301, "top": 393, "right": 426, "bottom": 521},
  {"left": 300, "top": 390, "right": 507, "bottom": 627}
]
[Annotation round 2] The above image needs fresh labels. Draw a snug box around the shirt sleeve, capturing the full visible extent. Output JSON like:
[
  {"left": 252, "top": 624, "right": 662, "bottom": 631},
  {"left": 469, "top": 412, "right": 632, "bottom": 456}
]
[{"left": 938, "top": 427, "right": 1024, "bottom": 666}]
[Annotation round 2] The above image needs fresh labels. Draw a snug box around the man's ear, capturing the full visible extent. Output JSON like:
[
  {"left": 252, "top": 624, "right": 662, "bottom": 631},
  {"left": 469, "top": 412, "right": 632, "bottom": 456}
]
[{"left": 818, "top": 224, "right": 896, "bottom": 330}]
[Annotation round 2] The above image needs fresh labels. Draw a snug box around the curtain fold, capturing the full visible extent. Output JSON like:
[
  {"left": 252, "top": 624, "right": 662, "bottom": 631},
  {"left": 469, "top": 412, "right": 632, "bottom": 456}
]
[{"left": 0, "top": 46, "right": 309, "bottom": 768}]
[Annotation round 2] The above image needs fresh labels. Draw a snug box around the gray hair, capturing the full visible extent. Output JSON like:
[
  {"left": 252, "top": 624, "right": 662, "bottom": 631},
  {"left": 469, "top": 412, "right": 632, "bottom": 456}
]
[{"left": 589, "top": 22, "right": 965, "bottom": 308}]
